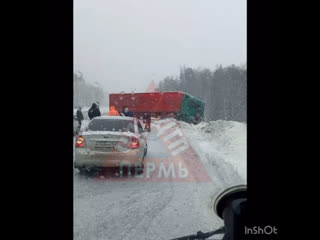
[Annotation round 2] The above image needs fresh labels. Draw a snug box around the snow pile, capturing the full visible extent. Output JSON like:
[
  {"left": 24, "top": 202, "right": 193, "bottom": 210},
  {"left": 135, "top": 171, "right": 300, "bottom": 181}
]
[
  {"left": 180, "top": 120, "right": 247, "bottom": 183},
  {"left": 150, "top": 119, "right": 246, "bottom": 185}
]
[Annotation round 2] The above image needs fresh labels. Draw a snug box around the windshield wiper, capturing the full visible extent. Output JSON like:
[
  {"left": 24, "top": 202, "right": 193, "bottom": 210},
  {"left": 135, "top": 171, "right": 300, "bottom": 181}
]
[{"left": 170, "top": 227, "right": 225, "bottom": 240}]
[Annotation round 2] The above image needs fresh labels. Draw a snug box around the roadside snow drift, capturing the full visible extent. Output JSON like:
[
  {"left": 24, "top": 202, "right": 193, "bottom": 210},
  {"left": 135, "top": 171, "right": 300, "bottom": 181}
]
[{"left": 180, "top": 120, "right": 246, "bottom": 181}]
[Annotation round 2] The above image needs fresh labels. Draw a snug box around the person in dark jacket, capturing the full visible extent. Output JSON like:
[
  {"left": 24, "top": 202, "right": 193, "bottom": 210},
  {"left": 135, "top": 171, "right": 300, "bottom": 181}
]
[
  {"left": 88, "top": 103, "right": 101, "bottom": 120},
  {"left": 121, "top": 106, "right": 133, "bottom": 117},
  {"left": 76, "top": 106, "right": 84, "bottom": 126},
  {"left": 143, "top": 113, "right": 151, "bottom": 132}
]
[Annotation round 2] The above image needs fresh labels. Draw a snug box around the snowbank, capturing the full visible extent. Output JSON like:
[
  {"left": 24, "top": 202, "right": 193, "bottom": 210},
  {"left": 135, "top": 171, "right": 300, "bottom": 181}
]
[
  {"left": 180, "top": 120, "right": 247, "bottom": 182},
  {"left": 150, "top": 119, "right": 246, "bottom": 184}
]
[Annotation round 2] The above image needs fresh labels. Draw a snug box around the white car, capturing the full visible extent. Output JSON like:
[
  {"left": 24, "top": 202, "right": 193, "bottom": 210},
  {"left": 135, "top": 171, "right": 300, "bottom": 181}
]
[{"left": 74, "top": 116, "right": 148, "bottom": 174}]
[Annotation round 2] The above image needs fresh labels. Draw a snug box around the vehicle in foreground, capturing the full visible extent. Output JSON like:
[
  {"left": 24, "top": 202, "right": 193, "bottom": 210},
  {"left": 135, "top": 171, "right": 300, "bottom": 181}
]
[{"left": 74, "top": 116, "right": 147, "bottom": 174}]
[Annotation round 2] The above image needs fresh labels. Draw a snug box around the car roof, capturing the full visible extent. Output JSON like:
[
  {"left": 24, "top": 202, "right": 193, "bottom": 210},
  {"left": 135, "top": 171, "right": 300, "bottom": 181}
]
[{"left": 92, "top": 116, "right": 135, "bottom": 121}]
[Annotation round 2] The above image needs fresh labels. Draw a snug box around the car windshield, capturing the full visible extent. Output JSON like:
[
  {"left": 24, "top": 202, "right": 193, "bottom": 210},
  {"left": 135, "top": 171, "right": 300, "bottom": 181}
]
[
  {"left": 88, "top": 119, "right": 134, "bottom": 133},
  {"left": 73, "top": 1, "right": 247, "bottom": 240}
]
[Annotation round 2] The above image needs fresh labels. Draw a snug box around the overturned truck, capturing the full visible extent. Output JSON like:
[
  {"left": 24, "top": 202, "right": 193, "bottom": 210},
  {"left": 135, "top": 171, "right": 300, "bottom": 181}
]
[{"left": 109, "top": 91, "right": 205, "bottom": 130}]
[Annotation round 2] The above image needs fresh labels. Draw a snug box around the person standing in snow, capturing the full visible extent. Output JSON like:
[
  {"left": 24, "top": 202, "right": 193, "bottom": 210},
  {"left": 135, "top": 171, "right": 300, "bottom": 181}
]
[
  {"left": 120, "top": 106, "right": 126, "bottom": 116},
  {"left": 107, "top": 106, "right": 120, "bottom": 116},
  {"left": 88, "top": 103, "right": 101, "bottom": 120},
  {"left": 120, "top": 106, "right": 133, "bottom": 117},
  {"left": 76, "top": 106, "right": 84, "bottom": 127}
]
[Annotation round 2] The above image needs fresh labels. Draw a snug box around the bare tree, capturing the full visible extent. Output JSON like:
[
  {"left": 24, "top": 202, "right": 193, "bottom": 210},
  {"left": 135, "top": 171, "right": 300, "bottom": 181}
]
[{"left": 158, "top": 64, "right": 247, "bottom": 122}]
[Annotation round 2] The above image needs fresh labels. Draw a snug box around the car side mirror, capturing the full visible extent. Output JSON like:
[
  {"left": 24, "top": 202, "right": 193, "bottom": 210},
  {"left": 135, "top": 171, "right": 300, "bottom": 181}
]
[
  {"left": 213, "top": 185, "right": 247, "bottom": 240},
  {"left": 214, "top": 185, "right": 247, "bottom": 219}
]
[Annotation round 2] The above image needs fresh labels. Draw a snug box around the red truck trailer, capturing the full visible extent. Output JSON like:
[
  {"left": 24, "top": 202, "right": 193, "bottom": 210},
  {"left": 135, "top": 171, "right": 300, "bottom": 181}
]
[
  {"left": 109, "top": 91, "right": 205, "bottom": 130},
  {"left": 109, "top": 92, "right": 184, "bottom": 114}
]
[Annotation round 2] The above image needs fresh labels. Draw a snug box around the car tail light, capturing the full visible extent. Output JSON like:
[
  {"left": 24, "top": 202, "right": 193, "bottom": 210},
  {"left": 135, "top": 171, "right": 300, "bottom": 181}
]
[
  {"left": 130, "top": 136, "right": 140, "bottom": 149},
  {"left": 75, "top": 135, "right": 86, "bottom": 148}
]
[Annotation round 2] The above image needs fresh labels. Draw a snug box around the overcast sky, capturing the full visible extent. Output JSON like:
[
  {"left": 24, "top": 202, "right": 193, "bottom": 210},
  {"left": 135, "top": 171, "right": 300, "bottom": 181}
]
[{"left": 74, "top": 0, "right": 246, "bottom": 93}]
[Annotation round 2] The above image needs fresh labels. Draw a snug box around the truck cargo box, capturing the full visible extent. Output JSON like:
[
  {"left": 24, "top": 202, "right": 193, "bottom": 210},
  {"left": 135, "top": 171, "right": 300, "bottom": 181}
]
[
  {"left": 109, "top": 91, "right": 205, "bottom": 124},
  {"left": 109, "top": 92, "right": 185, "bottom": 113}
]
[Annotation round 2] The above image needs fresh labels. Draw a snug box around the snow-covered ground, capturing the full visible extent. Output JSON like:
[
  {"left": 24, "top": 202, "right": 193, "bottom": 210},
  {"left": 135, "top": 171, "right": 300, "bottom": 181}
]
[
  {"left": 180, "top": 120, "right": 246, "bottom": 183},
  {"left": 74, "top": 119, "right": 246, "bottom": 240}
]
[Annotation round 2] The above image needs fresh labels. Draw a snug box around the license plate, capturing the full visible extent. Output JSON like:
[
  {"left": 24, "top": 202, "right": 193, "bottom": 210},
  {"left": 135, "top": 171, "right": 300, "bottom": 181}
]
[{"left": 95, "top": 142, "right": 113, "bottom": 148}]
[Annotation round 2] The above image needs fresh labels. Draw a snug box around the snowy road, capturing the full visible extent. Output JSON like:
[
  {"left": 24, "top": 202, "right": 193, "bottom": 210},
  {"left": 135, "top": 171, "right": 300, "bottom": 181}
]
[{"left": 74, "top": 119, "right": 246, "bottom": 240}]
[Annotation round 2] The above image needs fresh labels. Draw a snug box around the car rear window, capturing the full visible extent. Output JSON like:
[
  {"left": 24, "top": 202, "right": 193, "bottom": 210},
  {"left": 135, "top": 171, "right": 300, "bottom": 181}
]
[{"left": 88, "top": 119, "right": 135, "bottom": 133}]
